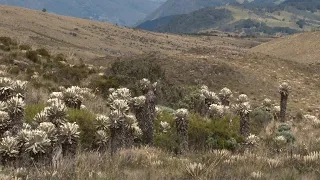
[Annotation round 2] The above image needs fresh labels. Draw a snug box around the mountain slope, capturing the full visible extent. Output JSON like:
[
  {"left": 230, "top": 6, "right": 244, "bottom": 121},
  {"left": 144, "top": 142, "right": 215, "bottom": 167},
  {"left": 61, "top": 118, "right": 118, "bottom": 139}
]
[
  {"left": 0, "top": 0, "right": 165, "bottom": 26},
  {"left": 144, "top": 0, "right": 280, "bottom": 22},
  {"left": 251, "top": 31, "right": 320, "bottom": 63},
  {"left": 0, "top": 5, "right": 240, "bottom": 59},
  {"left": 138, "top": 4, "right": 320, "bottom": 35},
  {"left": 138, "top": 8, "right": 234, "bottom": 34}
]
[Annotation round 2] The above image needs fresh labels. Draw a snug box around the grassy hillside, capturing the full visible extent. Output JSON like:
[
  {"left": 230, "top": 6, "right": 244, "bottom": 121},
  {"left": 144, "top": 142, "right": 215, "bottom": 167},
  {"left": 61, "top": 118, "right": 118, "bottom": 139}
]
[
  {"left": 0, "top": 5, "right": 320, "bottom": 180},
  {"left": 252, "top": 31, "right": 320, "bottom": 63},
  {"left": 138, "top": 4, "right": 320, "bottom": 35}
]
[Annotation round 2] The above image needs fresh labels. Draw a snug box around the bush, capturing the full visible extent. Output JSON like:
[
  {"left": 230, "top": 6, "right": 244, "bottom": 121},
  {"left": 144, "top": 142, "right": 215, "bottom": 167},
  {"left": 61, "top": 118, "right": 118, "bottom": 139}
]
[
  {"left": 250, "top": 107, "right": 273, "bottom": 134},
  {"left": 89, "top": 76, "right": 120, "bottom": 98},
  {"left": 67, "top": 109, "right": 96, "bottom": 149},
  {"left": 26, "top": 50, "right": 39, "bottom": 63},
  {"left": 154, "top": 111, "right": 243, "bottom": 151}
]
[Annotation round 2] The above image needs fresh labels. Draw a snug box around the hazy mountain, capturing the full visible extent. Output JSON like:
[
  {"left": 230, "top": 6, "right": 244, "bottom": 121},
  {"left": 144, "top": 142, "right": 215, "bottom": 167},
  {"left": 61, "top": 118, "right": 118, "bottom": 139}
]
[
  {"left": 143, "top": 0, "right": 283, "bottom": 21},
  {"left": 0, "top": 0, "right": 166, "bottom": 26},
  {"left": 137, "top": 2, "right": 320, "bottom": 36}
]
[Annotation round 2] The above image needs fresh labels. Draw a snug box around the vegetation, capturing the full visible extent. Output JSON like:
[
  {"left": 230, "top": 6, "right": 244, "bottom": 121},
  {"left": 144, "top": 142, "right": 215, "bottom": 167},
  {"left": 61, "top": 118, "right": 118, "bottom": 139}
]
[{"left": 0, "top": 36, "right": 320, "bottom": 179}]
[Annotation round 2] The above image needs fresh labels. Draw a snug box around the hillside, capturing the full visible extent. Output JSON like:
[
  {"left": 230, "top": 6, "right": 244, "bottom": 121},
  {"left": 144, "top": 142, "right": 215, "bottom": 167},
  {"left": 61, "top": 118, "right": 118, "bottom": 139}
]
[
  {"left": 0, "top": 5, "right": 319, "bottom": 112},
  {"left": 252, "top": 31, "right": 320, "bottom": 63},
  {"left": 0, "top": 0, "right": 165, "bottom": 26},
  {"left": 138, "top": 8, "right": 234, "bottom": 34},
  {"left": 138, "top": 4, "right": 320, "bottom": 35},
  {"left": 0, "top": 5, "right": 240, "bottom": 60},
  {"left": 143, "top": 0, "right": 280, "bottom": 22}
]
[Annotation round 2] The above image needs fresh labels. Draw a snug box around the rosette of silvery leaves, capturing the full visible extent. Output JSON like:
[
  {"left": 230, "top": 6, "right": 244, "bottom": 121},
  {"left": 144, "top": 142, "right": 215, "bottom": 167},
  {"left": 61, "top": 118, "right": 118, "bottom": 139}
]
[
  {"left": 209, "top": 104, "right": 229, "bottom": 118},
  {"left": 175, "top": 108, "right": 189, "bottom": 119},
  {"left": 62, "top": 86, "right": 84, "bottom": 106},
  {"left": 0, "top": 110, "right": 11, "bottom": 134},
  {"left": 44, "top": 99, "right": 67, "bottom": 126},
  {"left": 199, "top": 85, "right": 220, "bottom": 105},
  {"left": 132, "top": 95, "right": 146, "bottom": 108},
  {"left": 5, "top": 95, "right": 25, "bottom": 118},
  {"left": 279, "top": 82, "right": 290, "bottom": 96},
  {"left": 38, "top": 122, "right": 58, "bottom": 142},
  {"left": 23, "top": 129, "right": 51, "bottom": 154},
  {"left": 160, "top": 121, "right": 170, "bottom": 133},
  {"left": 59, "top": 122, "right": 80, "bottom": 145},
  {"left": 218, "top": 87, "right": 233, "bottom": 101},
  {"left": 234, "top": 94, "right": 251, "bottom": 115},
  {"left": 0, "top": 136, "right": 20, "bottom": 158},
  {"left": 95, "top": 114, "right": 110, "bottom": 131},
  {"left": 108, "top": 88, "right": 132, "bottom": 103},
  {"left": 11, "top": 80, "right": 28, "bottom": 96},
  {"left": 0, "top": 77, "right": 14, "bottom": 100},
  {"left": 262, "top": 98, "right": 272, "bottom": 111}
]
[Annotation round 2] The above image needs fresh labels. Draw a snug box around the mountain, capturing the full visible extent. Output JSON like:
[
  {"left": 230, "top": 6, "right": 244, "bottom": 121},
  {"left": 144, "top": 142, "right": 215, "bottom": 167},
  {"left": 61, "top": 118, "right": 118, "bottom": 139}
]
[
  {"left": 137, "top": 3, "right": 320, "bottom": 35},
  {"left": 0, "top": 0, "right": 166, "bottom": 26},
  {"left": 143, "top": 0, "right": 281, "bottom": 22},
  {"left": 137, "top": 8, "right": 234, "bottom": 34}
]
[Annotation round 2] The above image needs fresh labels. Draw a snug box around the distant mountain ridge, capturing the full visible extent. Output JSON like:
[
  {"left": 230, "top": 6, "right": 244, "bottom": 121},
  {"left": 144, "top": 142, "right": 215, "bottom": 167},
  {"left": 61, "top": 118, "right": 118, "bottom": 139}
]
[
  {"left": 0, "top": 0, "right": 166, "bottom": 26},
  {"left": 143, "top": 0, "right": 282, "bottom": 22},
  {"left": 138, "top": 0, "right": 320, "bottom": 36}
]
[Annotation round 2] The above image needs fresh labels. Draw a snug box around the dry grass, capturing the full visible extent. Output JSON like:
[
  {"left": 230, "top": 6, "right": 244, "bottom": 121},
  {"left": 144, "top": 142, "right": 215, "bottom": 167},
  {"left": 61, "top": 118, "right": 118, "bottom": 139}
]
[{"left": 252, "top": 31, "right": 320, "bottom": 63}]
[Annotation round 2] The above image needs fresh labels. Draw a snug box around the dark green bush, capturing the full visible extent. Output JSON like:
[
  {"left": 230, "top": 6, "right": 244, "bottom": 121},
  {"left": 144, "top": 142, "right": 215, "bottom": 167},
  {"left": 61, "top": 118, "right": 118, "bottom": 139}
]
[
  {"left": 26, "top": 50, "right": 39, "bottom": 63},
  {"left": 67, "top": 109, "right": 96, "bottom": 149},
  {"left": 89, "top": 75, "right": 120, "bottom": 98},
  {"left": 250, "top": 107, "right": 273, "bottom": 134},
  {"left": 154, "top": 111, "right": 243, "bottom": 151}
]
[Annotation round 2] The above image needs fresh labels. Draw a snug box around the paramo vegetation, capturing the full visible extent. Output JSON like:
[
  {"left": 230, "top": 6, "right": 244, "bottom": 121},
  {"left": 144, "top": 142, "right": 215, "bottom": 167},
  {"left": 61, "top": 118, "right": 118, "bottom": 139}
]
[{"left": 0, "top": 36, "right": 320, "bottom": 179}]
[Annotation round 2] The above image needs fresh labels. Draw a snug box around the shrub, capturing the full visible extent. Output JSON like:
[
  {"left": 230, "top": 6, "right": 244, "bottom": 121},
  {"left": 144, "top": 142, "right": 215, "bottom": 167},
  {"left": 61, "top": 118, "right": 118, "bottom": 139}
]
[
  {"left": 67, "top": 109, "right": 96, "bottom": 149},
  {"left": 250, "top": 107, "right": 273, "bottom": 134},
  {"left": 154, "top": 111, "right": 242, "bottom": 151},
  {"left": 42, "top": 8, "right": 47, "bottom": 12},
  {"left": 26, "top": 50, "right": 39, "bottom": 63},
  {"left": 89, "top": 76, "right": 120, "bottom": 98}
]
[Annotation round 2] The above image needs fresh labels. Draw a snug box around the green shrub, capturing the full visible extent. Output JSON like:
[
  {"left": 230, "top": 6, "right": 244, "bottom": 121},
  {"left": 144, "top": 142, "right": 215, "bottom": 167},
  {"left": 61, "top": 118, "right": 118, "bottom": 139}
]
[
  {"left": 67, "top": 109, "right": 96, "bottom": 149},
  {"left": 26, "top": 50, "right": 39, "bottom": 63},
  {"left": 19, "top": 44, "right": 31, "bottom": 50},
  {"left": 89, "top": 76, "right": 120, "bottom": 98},
  {"left": 154, "top": 111, "right": 178, "bottom": 151},
  {"left": 250, "top": 107, "right": 273, "bottom": 134},
  {"left": 154, "top": 111, "right": 243, "bottom": 151},
  {"left": 25, "top": 104, "right": 46, "bottom": 123}
]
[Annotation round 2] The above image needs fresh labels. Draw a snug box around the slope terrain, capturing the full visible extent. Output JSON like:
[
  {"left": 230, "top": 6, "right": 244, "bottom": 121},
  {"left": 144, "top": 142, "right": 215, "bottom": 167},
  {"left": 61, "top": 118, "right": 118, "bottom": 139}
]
[
  {"left": 0, "top": 0, "right": 165, "bottom": 26},
  {"left": 138, "top": 4, "right": 320, "bottom": 35},
  {"left": 143, "top": 0, "right": 280, "bottom": 22},
  {"left": 0, "top": 5, "right": 319, "bottom": 112},
  {"left": 0, "top": 5, "right": 240, "bottom": 59},
  {"left": 252, "top": 31, "right": 320, "bottom": 63}
]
